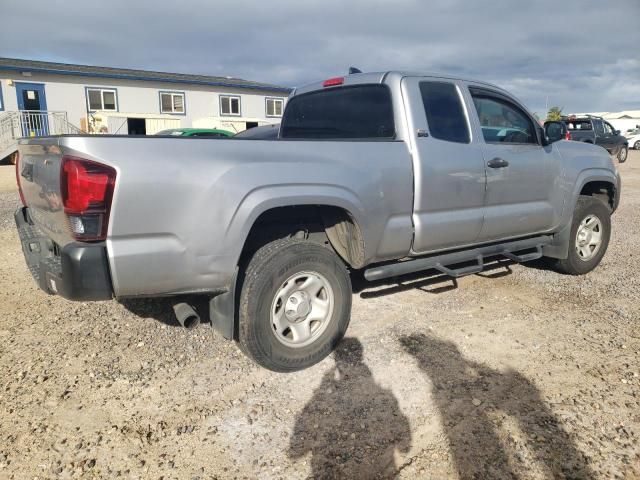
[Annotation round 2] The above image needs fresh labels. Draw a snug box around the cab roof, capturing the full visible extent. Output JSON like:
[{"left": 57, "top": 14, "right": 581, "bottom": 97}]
[{"left": 292, "top": 70, "right": 508, "bottom": 97}]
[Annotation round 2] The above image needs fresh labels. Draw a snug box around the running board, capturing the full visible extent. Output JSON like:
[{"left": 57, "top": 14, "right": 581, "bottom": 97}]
[{"left": 364, "top": 236, "right": 551, "bottom": 281}]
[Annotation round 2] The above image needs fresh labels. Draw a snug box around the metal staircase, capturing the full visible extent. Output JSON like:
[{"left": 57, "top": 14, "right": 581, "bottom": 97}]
[{"left": 0, "top": 111, "right": 84, "bottom": 161}]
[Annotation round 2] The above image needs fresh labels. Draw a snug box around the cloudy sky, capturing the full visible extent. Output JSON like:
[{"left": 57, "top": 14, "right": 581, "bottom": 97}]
[{"left": 1, "top": 0, "right": 638, "bottom": 115}]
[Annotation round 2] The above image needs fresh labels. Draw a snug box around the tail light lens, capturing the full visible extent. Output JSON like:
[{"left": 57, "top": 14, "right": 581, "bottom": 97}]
[
  {"left": 565, "top": 131, "right": 572, "bottom": 140},
  {"left": 15, "top": 152, "right": 26, "bottom": 206},
  {"left": 61, "top": 156, "right": 116, "bottom": 241},
  {"left": 322, "top": 77, "right": 344, "bottom": 87}
]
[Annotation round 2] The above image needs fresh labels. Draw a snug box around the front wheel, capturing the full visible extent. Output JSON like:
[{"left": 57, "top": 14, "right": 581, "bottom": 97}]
[
  {"left": 634, "top": 140, "right": 640, "bottom": 151},
  {"left": 617, "top": 146, "right": 628, "bottom": 163},
  {"left": 554, "top": 196, "right": 611, "bottom": 275},
  {"left": 238, "top": 238, "right": 352, "bottom": 372}
]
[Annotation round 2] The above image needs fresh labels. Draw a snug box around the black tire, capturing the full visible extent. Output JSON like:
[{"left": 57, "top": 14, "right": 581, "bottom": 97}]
[
  {"left": 634, "top": 140, "right": 640, "bottom": 151},
  {"left": 554, "top": 196, "right": 611, "bottom": 275},
  {"left": 617, "top": 146, "right": 628, "bottom": 163},
  {"left": 238, "top": 238, "right": 352, "bottom": 372}
]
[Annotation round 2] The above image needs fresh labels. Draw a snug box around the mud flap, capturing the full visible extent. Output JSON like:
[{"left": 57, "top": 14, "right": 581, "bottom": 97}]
[
  {"left": 542, "top": 220, "right": 571, "bottom": 259},
  {"left": 209, "top": 267, "right": 238, "bottom": 339}
]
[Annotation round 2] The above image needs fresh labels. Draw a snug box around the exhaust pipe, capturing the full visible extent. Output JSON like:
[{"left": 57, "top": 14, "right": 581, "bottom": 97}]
[{"left": 173, "top": 303, "right": 200, "bottom": 329}]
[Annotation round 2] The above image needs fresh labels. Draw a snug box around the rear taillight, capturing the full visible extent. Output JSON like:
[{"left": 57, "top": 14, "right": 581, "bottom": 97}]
[
  {"left": 15, "top": 152, "right": 26, "bottom": 206},
  {"left": 61, "top": 156, "right": 116, "bottom": 241},
  {"left": 565, "top": 131, "right": 572, "bottom": 140}
]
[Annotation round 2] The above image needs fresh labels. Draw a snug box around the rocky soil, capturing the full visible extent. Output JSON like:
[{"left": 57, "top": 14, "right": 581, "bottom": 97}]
[{"left": 0, "top": 153, "right": 639, "bottom": 479}]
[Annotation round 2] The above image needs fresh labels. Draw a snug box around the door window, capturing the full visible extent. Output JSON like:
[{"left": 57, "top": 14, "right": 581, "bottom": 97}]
[
  {"left": 22, "top": 90, "right": 41, "bottom": 110},
  {"left": 603, "top": 122, "right": 614, "bottom": 135},
  {"left": 593, "top": 120, "right": 605, "bottom": 135},
  {"left": 419, "top": 82, "right": 470, "bottom": 144},
  {"left": 470, "top": 93, "right": 536, "bottom": 144}
]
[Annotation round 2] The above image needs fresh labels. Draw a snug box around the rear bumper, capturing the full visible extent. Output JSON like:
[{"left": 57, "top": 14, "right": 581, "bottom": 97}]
[{"left": 15, "top": 207, "right": 113, "bottom": 301}]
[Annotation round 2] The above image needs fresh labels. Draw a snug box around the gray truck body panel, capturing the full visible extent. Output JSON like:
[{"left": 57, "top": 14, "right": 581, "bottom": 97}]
[{"left": 17, "top": 72, "right": 620, "bottom": 298}]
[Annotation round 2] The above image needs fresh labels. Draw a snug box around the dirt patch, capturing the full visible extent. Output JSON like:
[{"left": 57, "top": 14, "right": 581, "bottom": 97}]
[{"left": 0, "top": 154, "right": 639, "bottom": 479}]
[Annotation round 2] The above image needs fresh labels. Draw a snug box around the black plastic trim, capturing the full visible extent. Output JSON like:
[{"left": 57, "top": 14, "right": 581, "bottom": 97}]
[
  {"left": 15, "top": 207, "right": 113, "bottom": 301},
  {"left": 365, "top": 235, "right": 552, "bottom": 281},
  {"left": 209, "top": 267, "right": 238, "bottom": 339}
]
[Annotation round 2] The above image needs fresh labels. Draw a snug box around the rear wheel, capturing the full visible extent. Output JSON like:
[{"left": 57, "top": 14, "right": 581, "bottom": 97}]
[
  {"left": 238, "top": 238, "right": 352, "bottom": 372},
  {"left": 554, "top": 196, "right": 611, "bottom": 275},
  {"left": 634, "top": 140, "right": 640, "bottom": 150},
  {"left": 617, "top": 146, "right": 628, "bottom": 163}
]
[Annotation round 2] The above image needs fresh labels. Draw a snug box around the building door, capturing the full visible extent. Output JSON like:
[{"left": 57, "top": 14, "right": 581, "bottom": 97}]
[
  {"left": 127, "top": 118, "right": 146, "bottom": 135},
  {"left": 15, "top": 82, "right": 48, "bottom": 137}
]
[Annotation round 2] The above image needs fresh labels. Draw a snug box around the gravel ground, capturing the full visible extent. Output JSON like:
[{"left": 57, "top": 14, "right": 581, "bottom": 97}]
[{"left": 1, "top": 152, "right": 639, "bottom": 479}]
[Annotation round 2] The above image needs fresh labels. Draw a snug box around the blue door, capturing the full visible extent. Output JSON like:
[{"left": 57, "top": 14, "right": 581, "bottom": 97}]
[{"left": 15, "top": 82, "right": 48, "bottom": 137}]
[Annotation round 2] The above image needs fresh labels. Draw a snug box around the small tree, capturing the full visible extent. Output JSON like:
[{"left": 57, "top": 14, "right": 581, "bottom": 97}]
[{"left": 547, "top": 106, "right": 563, "bottom": 121}]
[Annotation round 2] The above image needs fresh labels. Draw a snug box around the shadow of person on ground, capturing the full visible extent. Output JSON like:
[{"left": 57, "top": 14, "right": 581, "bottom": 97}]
[
  {"left": 400, "top": 333, "right": 593, "bottom": 479},
  {"left": 289, "top": 338, "right": 411, "bottom": 479}
]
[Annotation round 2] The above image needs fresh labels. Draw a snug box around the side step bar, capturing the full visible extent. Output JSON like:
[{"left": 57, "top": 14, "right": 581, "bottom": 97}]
[{"left": 364, "top": 236, "right": 551, "bottom": 281}]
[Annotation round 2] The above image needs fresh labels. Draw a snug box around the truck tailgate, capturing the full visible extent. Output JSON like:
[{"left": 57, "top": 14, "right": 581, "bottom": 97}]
[{"left": 17, "top": 140, "right": 73, "bottom": 248}]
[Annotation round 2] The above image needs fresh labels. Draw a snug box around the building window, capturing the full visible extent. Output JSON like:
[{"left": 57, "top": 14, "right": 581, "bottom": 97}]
[
  {"left": 266, "top": 97, "right": 284, "bottom": 117},
  {"left": 220, "top": 95, "right": 241, "bottom": 116},
  {"left": 159, "top": 91, "right": 185, "bottom": 114},
  {"left": 86, "top": 88, "right": 118, "bottom": 111}
]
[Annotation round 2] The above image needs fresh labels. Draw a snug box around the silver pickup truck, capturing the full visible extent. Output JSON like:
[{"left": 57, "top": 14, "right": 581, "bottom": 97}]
[{"left": 15, "top": 71, "right": 621, "bottom": 371}]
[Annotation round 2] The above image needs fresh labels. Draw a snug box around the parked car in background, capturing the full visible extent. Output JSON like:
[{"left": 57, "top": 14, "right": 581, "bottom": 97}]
[
  {"left": 233, "top": 123, "right": 279, "bottom": 140},
  {"left": 155, "top": 128, "right": 233, "bottom": 138},
  {"left": 561, "top": 116, "right": 628, "bottom": 162},
  {"left": 625, "top": 128, "right": 640, "bottom": 150}
]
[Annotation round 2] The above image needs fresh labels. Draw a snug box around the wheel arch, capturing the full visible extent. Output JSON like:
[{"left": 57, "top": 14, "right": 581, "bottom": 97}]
[
  {"left": 211, "top": 190, "right": 366, "bottom": 341},
  {"left": 545, "top": 170, "right": 618, "bottom": 260}
]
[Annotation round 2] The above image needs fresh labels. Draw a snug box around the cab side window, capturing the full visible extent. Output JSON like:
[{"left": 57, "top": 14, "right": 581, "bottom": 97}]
[
  {"left": 470, "top": 92, "right": 536, "bottom": 144},
  {"left": 593, "top": 120, "right": 605, "bottom": 135},
  {"left": 419, "top": 81, "right": 470, "bottom": 144}
]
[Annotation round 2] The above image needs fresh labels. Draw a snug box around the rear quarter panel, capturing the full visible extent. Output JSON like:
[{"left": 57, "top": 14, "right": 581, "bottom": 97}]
[{"left": 57, "top": 136, "right": 414, "bottom": 297}]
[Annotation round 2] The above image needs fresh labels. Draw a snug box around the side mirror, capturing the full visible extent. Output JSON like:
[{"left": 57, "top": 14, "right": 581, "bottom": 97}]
[
  {"left": 543, "top": 121, "right": 567, "bottom": 144},
  {"left": 614, "top": 130, "right": 620, "bottom": 136}
]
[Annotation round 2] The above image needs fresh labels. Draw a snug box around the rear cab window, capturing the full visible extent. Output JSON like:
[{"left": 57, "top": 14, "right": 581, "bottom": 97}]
[
  {"left": 280, "top": 84, "right": 395, "bottom": 139},
  {"left": 566, "top": 120, "right": 592, "bottom": 131}
]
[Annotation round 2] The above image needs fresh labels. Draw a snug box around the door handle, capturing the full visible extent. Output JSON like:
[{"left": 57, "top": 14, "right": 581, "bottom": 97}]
[{"left": 487, "top": 157, "right": 509, "bottom": 168}]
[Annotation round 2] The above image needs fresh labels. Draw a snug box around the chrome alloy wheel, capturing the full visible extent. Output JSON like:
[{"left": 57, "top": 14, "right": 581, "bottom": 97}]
[
  {"left": 575, "top": 214, "right": 603, "bottom": 261},
  {"left": 270, "top": 271, "right": 334, "bottom": 348}
]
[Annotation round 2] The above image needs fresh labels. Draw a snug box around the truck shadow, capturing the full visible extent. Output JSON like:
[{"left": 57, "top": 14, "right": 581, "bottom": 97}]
[
  {"left": 288, "top": 337, "right": 412, "bottom": 478},
  {"left": 354, "top": 259, "right": 514, "bottom": 299},
  {"left": 118, "top": 295, "right": 211, "bottom": 327},
  {"left": 399, "top": 333, "right": 594, "bottom": 479}
]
